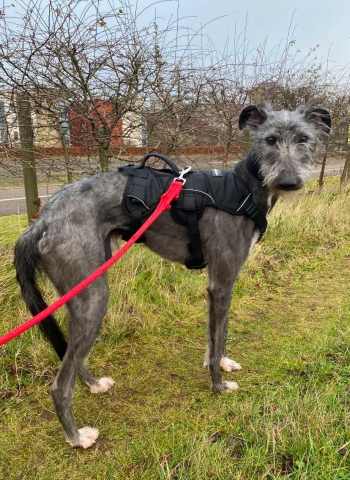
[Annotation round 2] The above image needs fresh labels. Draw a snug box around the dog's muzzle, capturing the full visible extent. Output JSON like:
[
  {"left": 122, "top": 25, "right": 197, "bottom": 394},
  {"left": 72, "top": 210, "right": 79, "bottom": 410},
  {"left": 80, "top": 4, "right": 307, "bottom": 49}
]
[{"left": 276, "top": 172, "right": 299, "bottom": 191}]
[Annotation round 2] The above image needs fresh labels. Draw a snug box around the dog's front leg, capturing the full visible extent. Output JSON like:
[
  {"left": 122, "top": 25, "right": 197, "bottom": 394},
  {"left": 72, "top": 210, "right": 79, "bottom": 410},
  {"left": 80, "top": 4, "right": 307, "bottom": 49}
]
[{"left": 206, "top": 266, "right": 240, "bottom": 392}]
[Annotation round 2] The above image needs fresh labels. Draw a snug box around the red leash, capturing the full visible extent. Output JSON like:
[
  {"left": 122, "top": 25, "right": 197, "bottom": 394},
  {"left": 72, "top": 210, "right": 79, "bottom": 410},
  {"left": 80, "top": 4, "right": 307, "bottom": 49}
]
[{"left": 0, "top": 178, "right": 185, "bottom": 347}]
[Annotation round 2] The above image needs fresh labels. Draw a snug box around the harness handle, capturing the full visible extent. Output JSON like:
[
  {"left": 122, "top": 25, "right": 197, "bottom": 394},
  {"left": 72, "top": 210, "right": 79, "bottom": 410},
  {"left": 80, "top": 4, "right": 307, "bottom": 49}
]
[{"left": 137, "top": 153, "right": 181, "bottom": 175}]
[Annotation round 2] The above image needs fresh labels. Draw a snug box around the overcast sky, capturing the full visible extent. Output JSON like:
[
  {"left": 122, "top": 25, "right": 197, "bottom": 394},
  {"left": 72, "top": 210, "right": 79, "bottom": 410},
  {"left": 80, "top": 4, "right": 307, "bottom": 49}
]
[{"left": 135, "top": 0, "right": 350, "bottom": 70}]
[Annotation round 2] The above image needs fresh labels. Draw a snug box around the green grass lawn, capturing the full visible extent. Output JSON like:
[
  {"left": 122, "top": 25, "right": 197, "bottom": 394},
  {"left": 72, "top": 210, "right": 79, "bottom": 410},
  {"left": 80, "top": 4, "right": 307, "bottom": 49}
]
[{"left": 0, "top": 180, "right": 350, "bottom": 479}]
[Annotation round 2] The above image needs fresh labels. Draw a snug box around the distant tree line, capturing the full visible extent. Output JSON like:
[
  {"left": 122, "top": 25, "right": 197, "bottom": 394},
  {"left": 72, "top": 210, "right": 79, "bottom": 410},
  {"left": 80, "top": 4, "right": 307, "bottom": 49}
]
[{"left": 0, "top": 0, "right": 349, "bottom": 220}]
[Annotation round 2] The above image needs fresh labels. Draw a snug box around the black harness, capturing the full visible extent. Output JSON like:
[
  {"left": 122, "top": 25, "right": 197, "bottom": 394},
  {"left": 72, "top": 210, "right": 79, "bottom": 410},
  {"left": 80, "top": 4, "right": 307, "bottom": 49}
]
[{"left": 106, "top": 153, "right": 268, "bottom": 269}]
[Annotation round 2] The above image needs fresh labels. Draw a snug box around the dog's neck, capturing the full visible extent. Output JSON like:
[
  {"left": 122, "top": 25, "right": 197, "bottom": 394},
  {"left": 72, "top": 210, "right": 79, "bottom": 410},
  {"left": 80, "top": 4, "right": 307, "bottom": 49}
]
[
  {"left": 244, "top": 153, "right": 264, "bottom": 182},
  {"left": 234, "top": 153, "right": 278, "bottom": 215}
]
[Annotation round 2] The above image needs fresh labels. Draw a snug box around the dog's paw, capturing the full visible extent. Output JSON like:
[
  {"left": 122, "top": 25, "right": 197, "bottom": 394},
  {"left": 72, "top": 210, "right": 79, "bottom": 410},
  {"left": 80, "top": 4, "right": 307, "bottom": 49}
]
[
  {"left": 212, "top": 381, "right": 239, "bottom": 393},
  {"left": 221, "top": 381, "right": 239, "bottom": 392},
  {"left": 223, "top": 381, "right": 239, "bottom": 391},
  {"left": 90, "top": 377, "right": 115, "bottom": 394},
  {"left": 67, "top": 427, "right": 99, "bottom": 449},
  {"left": 220, "top": 357, "right": 242, "bottom": 372}
]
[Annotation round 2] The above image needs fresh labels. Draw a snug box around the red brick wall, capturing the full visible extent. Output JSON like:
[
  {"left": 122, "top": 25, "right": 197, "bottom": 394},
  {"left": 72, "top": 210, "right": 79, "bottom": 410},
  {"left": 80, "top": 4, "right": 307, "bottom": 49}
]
[{"left": 68, "top": 100, "right": 123, "bottom": 147}]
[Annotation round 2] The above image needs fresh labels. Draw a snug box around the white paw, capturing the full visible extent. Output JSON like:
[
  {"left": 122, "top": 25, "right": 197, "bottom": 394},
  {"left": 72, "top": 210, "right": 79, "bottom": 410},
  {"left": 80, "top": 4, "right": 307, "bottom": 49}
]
[
  {"left": 68, "top": 427, "right": 99, "bottom": 449},
  {"left": 90, "top": 377, "right": 115, "bottom": 394},
  {"left": 220, "top": 357, "right": 242, "bottom": 372},
  {"left": 224, "top": 381, "right": 239, "bottom": 391}
]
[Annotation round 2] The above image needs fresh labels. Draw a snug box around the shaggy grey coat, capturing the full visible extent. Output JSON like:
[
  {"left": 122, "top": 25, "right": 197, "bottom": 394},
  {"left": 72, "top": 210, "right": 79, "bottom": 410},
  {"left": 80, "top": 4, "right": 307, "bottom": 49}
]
[{"left": 14, "top": 104, "right": 331, "bottom": 448}]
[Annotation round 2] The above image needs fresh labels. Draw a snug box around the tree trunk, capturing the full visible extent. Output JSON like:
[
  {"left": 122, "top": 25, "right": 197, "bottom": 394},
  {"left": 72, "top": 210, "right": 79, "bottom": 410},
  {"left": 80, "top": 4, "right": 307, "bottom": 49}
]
[
  {"left": 57, "top": 120, "right": 72, "bottom": 183},
  {"left": 243, "top": 128, "right": 251, "bottom": 158},
  {"left": 224, "top": 123, "right": 234, "bottom": 169},
  {"left": 16, "top": 92, "right": 39, "bottom": 223},
  {"left": 318, "top": 142, "right": 329, "bottom": 190},
  {"left": 97, "top": 129, "right": 111, "bottom": 172},
  {"left": 340, "top": 152, "right": 350, "bottom": 186},
  {"left": 98, "top": 143, "right": 110, "bottom": 172}
]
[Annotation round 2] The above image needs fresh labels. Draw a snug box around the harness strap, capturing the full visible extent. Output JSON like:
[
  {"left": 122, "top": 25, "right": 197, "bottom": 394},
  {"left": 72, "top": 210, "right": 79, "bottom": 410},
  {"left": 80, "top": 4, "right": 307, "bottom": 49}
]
[
  {"left": 185, "top": 211, "right": 208, "bottom": 269},
  {"left": 104, "top": 225, "right": 144, "bottom": 262},
  {"left": 124, "top": 204, "right": 145, "bottom": 242},
  {"left": 104, "top": 206, "right": 145, "bottom": 261},
  {"left": 244, "top": 201, "right": 268, "bottom": 239},
  {"left": 104, "top": 229, "right": 117, "bottom": 261}
]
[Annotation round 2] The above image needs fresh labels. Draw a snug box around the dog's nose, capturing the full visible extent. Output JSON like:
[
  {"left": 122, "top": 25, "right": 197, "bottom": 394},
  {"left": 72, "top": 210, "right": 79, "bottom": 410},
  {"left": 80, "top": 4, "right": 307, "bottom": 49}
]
[{"left": 277, "top": 173, "right": 298, "bottom": 190}]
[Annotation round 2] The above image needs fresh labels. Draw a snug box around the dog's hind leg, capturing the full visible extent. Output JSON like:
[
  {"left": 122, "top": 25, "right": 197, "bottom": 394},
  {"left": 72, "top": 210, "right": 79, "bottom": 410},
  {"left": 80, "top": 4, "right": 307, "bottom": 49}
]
[{"left": 50, "top": 275, "right": 110, "bottom": 448}]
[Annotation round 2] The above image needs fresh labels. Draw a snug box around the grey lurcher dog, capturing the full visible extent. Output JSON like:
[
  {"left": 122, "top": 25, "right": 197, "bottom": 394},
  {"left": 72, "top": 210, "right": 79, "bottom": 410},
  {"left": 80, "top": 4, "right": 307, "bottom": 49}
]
[{"left": 14, "top": 103, "right": 331, "bottom": 448}]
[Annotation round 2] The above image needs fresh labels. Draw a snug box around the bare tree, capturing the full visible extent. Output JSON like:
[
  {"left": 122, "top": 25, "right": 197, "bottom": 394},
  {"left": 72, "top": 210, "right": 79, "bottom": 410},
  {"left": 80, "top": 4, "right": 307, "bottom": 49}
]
[
  {"left": 0, "top": 0, "right": 165, "bottom": 171},
  {"left": 341, "top": 152, "right": 350, "bottom": 186},
  {"left": 1, "top": 2, "right": 350, "bottom": 203},
  {"left": 16, "top": 91, "right": 39, "bottom": 221}
]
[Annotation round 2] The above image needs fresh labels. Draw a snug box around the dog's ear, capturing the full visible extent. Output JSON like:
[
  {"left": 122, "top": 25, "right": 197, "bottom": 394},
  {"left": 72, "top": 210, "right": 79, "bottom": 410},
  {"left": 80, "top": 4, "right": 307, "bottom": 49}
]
[
  {"left": 239, "top": 104, "right": 268, "bottom": 130},
  {"left": 301, "top": 106, "right": 332, "bottom": 134}
]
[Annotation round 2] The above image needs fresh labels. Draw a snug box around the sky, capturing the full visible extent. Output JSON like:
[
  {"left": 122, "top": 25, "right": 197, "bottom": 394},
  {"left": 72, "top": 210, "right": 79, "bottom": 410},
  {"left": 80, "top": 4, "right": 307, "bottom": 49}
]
[{"left": 134, "top": 0, "right": 350, "bottom": 71}]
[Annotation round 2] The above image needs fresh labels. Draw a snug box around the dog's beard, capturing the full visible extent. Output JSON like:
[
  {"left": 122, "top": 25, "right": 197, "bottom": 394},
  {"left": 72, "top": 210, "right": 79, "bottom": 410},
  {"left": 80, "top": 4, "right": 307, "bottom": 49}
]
[{"left": 275, "top": 189, "right": 300, "bottom": 200}]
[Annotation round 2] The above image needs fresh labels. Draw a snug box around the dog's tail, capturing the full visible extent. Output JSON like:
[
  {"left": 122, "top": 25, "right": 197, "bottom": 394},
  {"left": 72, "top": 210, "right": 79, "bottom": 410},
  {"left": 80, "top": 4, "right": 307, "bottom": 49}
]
[{"left": 14, "top": 225, "right": 67, "bottom": 360}]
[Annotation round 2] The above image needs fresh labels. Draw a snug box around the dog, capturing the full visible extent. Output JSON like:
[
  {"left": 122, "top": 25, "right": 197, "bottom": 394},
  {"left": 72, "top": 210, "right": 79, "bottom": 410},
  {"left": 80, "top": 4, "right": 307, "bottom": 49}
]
[{"left": 14, "top": 103, "right": 331, "bottom": 448}]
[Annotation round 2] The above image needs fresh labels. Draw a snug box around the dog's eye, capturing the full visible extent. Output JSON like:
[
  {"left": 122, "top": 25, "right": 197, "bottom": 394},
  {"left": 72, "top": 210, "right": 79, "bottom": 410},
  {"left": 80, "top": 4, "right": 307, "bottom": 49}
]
[
  {"left": 266, "top": 137, "right": 277, "bottom": 146},
  {"left": 299, "top": 136, "right": 308, "bottom": 143}
]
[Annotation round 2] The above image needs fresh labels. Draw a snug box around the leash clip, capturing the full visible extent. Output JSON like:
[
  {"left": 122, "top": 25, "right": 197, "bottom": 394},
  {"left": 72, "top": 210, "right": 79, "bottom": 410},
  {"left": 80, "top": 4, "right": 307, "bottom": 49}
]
[{"left": 175, "top": 165, "right": 192, "bottom": 185}]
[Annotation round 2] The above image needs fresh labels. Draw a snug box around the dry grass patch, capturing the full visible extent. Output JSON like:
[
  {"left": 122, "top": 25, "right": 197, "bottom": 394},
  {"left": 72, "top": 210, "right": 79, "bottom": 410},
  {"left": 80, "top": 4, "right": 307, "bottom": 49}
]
[{"left": 0, "top": 180, "right": 350, "bottom": 479}]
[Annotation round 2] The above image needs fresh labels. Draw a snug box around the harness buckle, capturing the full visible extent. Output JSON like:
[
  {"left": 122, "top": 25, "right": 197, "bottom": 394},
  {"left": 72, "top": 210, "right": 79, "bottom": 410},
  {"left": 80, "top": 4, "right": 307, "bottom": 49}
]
[
  {"left": 245, "top": 203, "right": 259, "bottom": 218},
  {"left": 174, "top": 166, "right": 192, "bottom": 185}
]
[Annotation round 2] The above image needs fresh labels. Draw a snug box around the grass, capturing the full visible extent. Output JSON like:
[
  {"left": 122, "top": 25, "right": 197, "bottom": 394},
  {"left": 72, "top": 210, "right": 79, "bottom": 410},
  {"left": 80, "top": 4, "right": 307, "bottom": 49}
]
[{"left": 0, "top": 178, "right": 350, "bottom": 479}]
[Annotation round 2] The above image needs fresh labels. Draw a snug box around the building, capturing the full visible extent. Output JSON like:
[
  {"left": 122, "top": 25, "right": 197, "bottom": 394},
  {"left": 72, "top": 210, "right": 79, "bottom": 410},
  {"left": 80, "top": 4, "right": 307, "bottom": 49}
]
[
  {"left": 0, "top": 89, "right": 145, "bottom": 149},
  {"left": 68, "top": 99, "right": 123, "bottom": 148}
]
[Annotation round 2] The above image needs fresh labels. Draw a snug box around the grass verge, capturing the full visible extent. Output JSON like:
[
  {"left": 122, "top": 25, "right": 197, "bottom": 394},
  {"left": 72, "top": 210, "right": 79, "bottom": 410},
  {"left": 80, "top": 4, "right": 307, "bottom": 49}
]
[{"left": 0, "top": 181, "right": 350, "bottom": 479}]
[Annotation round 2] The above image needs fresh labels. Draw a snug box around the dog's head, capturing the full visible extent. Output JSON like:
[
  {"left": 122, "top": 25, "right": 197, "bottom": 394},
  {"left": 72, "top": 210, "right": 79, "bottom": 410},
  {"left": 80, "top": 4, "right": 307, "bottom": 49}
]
[{"left": 239, "top": 103, "right": 331, "bottom": 192}]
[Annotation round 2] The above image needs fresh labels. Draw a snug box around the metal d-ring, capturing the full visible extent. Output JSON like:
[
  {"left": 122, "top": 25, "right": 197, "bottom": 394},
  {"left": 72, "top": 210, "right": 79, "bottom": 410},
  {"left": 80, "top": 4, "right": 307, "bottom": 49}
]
[{"left": 175, "top": 165, "right": 192, "bottom": 185}]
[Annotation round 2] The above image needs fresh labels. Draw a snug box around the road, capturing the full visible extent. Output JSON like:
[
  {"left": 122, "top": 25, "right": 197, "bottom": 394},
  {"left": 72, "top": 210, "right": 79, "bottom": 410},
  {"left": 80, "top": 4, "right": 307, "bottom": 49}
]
[
  {"left": 0, "top": 167, "right": 343, "bottom": 216},
  {"left": 0, "top": 185, "right": 62, "bottom": 216}
]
